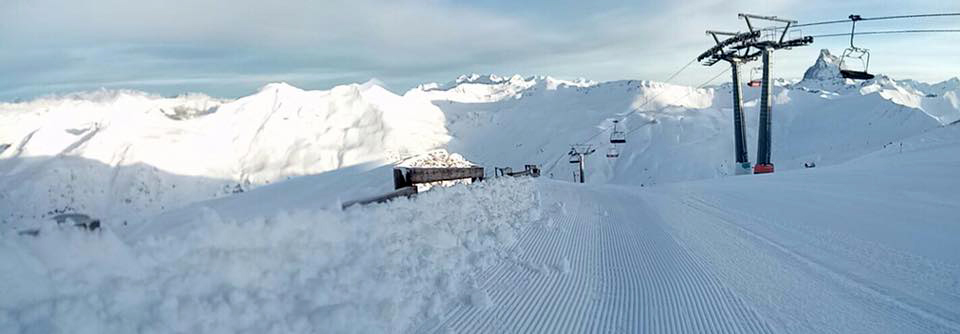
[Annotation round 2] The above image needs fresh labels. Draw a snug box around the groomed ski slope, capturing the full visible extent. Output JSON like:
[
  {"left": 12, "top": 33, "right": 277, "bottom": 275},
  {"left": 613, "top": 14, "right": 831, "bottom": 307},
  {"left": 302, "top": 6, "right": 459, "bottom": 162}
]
[
  {"left": 420, "top": 124, "right": 960, "bottom": 333},
  {"left": 420, "top": 182, "right": 775, "bottom": 333}
]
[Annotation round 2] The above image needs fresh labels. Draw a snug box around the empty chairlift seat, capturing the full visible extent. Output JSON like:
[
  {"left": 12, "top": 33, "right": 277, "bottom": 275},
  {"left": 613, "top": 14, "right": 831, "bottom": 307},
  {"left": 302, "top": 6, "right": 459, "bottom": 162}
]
[
  {"left": 747, "top": 67, "right": 762, "bottom": 87},
  {"left": 839, "top": 14, "right": 875, "bottom": 80},
  {"left": 610, "top": 120, "right": 626, "bottom": 144},
  {"left": 606, "top": 146, "right": 620, "bottom": 158}
]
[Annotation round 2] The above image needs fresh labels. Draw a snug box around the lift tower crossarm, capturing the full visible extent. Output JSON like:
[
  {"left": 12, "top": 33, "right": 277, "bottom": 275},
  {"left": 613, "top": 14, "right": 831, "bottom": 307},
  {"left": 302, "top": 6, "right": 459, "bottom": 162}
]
[
  {"left": 705, "top": 30, "right": 738, "bottom": 36},
  {"left": 779, "top": 22, "right": 792, "bottom": 44},
  {"left": 738, "top": 13, "right": 797, "bottom": 24},
  {"left": 739, "top": 13, "right": 797, "bottom": 46},
  {"left": 706, "top": 30, "right": 736, "bottom": 44},
  {"left": 696, "top": 31, "right": 761, "bottom": 63}
]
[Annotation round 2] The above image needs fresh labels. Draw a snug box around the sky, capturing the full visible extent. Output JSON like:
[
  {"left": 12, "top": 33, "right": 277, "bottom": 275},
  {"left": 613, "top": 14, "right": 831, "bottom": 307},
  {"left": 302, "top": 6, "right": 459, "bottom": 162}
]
[{"left": 1, "top": 0, "right": 958, "bottom": 101}]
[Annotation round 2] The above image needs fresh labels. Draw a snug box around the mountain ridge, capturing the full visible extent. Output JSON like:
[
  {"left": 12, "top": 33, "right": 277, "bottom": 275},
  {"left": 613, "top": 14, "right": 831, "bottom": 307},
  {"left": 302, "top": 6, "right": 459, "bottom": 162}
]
[{"left": 2, "top": 50, "right": 958, "bottom": 227}]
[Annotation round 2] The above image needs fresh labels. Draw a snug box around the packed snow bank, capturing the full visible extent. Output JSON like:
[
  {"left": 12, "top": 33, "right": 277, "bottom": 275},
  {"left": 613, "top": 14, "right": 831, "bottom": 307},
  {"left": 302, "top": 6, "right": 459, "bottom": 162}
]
[
  {"left": 128, "top": 149, "right": 479, "bottom": 240},
  {"left": 126, "top": 161, "right": 396, "bottom": 241},
  {"left": 0, "top": 177, "right": 541, "bottom": 334}
]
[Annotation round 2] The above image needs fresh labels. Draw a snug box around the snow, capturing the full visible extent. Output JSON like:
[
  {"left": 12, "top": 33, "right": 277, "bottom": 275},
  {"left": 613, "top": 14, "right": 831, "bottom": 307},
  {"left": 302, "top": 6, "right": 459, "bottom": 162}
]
[
  {"left": 795, "top": 49, "right": 960, "bottom": 125},
  {"left": 4, "top": 49, "right": 957, "bottom": 227},
  {"left": 641, "top": 123, "right": 960, "bottom": 333},
  {"left": 2, "top": 49, "right": 960, "bottom": 333},
  {"left": 0, "top": 177, "right": 539, "bottom": 333},
  {"left": 419, "top": 124, "right": 960, "bottom": 333},
  {"left": 408, "top": 74, "right": 598, "bottom": 103},
  {"left": 1, "top": 82, "right": 449, "bottom": 227}
]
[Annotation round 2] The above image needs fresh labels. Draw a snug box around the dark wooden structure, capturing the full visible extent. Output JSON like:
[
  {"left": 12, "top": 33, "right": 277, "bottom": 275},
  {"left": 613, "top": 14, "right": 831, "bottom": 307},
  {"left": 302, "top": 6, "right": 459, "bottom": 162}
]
[
  {"left": 494, "top": 165, "right": 541, "bottom": 178},
  {"left": 342, "top": 166, "right": 485, "bottom": 210},
  {"left": 393, "top": 167, "right": 484, "bottom": 189},
  {"left": 341, "top": 186, "right": 418, "bottom": 209}
]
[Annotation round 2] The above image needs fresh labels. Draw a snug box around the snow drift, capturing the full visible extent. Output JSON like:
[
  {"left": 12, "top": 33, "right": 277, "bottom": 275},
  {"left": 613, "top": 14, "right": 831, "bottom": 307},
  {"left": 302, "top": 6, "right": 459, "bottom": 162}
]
[{"left": 0, "top": 177, "right": 540, "bottom": 333}]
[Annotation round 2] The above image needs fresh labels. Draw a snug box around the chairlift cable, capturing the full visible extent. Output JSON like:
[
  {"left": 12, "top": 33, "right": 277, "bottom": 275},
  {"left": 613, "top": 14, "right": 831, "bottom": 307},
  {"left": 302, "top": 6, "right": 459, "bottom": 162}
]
[
  {"left": 663, "top": 58, "right": 699, "bottom": 86},
  {"left": 810, "top": 29, "right": 960, "bottom": 38},
  {"left": 772, "top": 12, "right": 960, "bottom": 29},
  {"left": 859, "top": 12, "right": 960, "bottom": 22},
  {"left": 540, "top": 58, "right": 700, "bottom": 174},
  {"left": 567, "top": 57, "right": 699, "bottom": 145},
  {"left": 794, "top": 12, "right": 960, "bottom": 28},
  {"left": 623, "top": 66, "right": 731, "bottom": 136},
  {"left": 792, "top": 19, "right": 850, "bottom": 28}
]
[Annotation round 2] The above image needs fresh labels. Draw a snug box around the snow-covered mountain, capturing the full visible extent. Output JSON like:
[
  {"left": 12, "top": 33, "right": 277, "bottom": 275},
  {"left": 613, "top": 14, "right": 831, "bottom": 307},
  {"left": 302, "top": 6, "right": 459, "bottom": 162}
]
[
  {"left": 801, "top": 48, "right": 846, "bottom": 83},
  {"left": 411, "top": 49, "right": 956, "bottom": 186},
  {"left": 2, "top": 50, "right": 958, "bottom": 228},
  {"left": 0, "top": 82, "right": 449, "bottom": 226},
  {"left": 795, "top": 49, "right": 960, "bottom": 124},
  {"left": 411, "top": 74, "right": 598, "bottom": 103},
  {"left": 3, "top": 48, "right": 960, "bottom": 334}
]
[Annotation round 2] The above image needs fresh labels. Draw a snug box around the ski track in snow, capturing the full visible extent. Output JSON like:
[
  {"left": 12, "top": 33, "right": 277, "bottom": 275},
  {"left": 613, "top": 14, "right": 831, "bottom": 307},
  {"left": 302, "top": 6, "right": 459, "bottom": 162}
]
[
  {"left": 674, "top": 195, "right": 960, "bottom": 333},
  {"left": 417, "top": 183, "right": 773, "bottom": 333}
]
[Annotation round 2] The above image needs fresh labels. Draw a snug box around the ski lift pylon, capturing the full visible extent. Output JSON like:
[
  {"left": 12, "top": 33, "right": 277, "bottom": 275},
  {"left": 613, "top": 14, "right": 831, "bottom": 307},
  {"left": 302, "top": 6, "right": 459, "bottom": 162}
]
[
  {"left": 839, "top": 14, "right": 875, "bottom": 80},
  {"left": 610, "top": 120, "right": 626, "bottom": 144}
]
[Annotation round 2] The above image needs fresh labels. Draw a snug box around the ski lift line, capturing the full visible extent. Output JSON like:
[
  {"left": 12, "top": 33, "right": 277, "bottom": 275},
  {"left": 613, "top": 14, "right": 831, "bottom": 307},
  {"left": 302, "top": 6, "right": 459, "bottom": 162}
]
[
  {"left": 612, "top": 58, "right": 698, "bottom": 123},
  {"left": 623, "top": 66, "right": 732, "bottom": 137},
  {"left": 540, "top": 63, "right": 728, "bottom": 175},
  {"left": 569, "top": 57, "right": 700, "bottom": 146},
  {"left": 809, "top": 29, "right": 960, "bottom": 38},
  {"left": 597, "top": 57, "right": 699, "bottom": 135},
  {"left": 794, "top": 12, "right": 960, "bottom": 28},
  {"left": 664, "top": 58, "right": 700, "bottom": 86},
  {"left": 539, "top": 57, "right": 705, "bottom": 175},
  {"left": 749, "top": 12, "right": 960, "bottom": 34}
]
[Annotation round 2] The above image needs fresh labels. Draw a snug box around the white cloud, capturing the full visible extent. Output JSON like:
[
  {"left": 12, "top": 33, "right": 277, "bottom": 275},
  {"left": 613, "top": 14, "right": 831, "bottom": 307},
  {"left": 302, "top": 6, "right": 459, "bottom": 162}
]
[{"left": 1, "top": 0, "right": 959, "bottom": 99}]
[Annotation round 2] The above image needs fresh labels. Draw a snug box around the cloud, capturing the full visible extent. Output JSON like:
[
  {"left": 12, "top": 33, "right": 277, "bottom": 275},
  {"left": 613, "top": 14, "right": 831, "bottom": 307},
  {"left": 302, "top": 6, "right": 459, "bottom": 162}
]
[
  {"left": 1, "top": 0, "right": 578, "bottom": 98},
  {"left": 1, "top": 0, "right": 959, "bottom": 100}
]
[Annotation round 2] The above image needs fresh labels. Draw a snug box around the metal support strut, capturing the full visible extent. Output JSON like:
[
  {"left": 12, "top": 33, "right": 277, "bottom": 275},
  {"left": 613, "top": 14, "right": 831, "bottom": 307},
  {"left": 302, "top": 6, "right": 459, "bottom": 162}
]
[
  {"left": 578, "top": 157, "right": 585, "bottom": 183},
  {"left": 568, "top": 144, "right": 595, "bottom": 183},
  {"left": 730, "top": 61, "right": 751, "bottom": 174},
  {"left": 754, "top": 48, "right": 775, "bottom": 174}
]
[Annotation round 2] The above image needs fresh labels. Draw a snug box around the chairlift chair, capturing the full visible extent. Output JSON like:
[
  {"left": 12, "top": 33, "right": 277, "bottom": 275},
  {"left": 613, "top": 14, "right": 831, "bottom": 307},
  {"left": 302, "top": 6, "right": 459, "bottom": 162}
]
[
  {"left": 839, "top": 15, "right": 875, "bottom": 80},
  {"left": 747, "top": 67, "right": 762, "bottom": 87},
  {"left": 569, "top": 154, "right": 582, "bottom": 164},
  {"left": 606, "top": 146, "right": 620, "bottom": 159},
  {"left": 610, "top": 120, "right": 626, "bottom": 144}
]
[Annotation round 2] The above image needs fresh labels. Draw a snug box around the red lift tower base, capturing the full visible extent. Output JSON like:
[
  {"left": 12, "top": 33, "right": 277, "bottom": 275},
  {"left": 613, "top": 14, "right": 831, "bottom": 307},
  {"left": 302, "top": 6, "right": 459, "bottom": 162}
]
[{"left": 753, "top": 163, "right": 775, "bottom": 174}]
